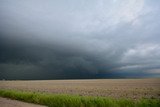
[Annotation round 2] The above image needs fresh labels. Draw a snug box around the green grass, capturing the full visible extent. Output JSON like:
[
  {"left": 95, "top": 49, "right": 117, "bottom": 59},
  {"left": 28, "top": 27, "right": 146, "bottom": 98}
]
[{"left": 0, "top": 89, "right": 159, "bottom": 107}]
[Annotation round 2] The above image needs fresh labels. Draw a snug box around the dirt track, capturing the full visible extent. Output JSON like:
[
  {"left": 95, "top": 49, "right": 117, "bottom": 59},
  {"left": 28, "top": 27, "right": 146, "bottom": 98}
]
[{"left": 0, "top": 97, "right": 46, "bottom": 107}]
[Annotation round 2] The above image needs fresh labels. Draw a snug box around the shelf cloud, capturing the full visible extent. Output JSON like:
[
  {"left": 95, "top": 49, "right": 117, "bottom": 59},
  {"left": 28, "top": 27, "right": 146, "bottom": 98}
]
[{"left": 0, "top": 0, "right": 160, "bottom": 79}]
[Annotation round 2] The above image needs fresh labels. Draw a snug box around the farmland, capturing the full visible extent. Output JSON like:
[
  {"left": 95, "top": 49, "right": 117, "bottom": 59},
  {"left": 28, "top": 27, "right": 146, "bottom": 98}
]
[{"left": 0, "top": 79, "right": 160, "bottom": 100}]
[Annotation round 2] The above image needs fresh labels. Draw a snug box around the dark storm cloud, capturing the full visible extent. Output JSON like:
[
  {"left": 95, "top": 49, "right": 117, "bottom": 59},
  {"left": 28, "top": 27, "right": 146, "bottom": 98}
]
[{"left": 0, "top": 0, "right": 160, "bottom": 79}]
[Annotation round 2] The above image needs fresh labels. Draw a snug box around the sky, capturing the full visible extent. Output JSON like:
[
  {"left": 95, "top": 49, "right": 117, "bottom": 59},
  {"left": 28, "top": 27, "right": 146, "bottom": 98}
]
[{"left": 0, "top": 0, "right": 160, "bottom": 79}]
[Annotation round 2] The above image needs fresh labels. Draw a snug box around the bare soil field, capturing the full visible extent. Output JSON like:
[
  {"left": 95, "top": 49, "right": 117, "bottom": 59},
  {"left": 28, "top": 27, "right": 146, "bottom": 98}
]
[
  {"left": 0, "top": 79, "right": 160, "bottom": 99},
  {"left": 0, "top": 97, "right": 46, "bottom": 107}
]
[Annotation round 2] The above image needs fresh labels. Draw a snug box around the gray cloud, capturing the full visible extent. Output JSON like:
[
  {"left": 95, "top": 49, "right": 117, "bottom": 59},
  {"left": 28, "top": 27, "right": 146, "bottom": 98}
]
[{"left": 0, "top": 0, "right": 160, "bottom": 79}]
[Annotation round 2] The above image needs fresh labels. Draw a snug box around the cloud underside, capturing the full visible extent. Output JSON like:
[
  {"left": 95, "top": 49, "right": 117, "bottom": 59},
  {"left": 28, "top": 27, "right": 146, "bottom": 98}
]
[{"left": 0, "top": 0, "right": 160, "bottom": 79}]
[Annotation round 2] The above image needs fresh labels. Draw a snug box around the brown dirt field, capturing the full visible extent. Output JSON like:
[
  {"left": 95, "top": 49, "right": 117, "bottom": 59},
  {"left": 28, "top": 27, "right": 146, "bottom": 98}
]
[
  {"left": 0, "top": 97, "right": 46, "bottom": 107},
  {"left": 0, "top": 79, "right": 160, "bottom": 99}
]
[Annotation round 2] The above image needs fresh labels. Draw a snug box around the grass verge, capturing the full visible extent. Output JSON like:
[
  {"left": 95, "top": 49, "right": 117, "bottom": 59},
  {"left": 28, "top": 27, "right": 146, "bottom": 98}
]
[{"left": 0, "top": 89, "right": 159, "bottom": 107}]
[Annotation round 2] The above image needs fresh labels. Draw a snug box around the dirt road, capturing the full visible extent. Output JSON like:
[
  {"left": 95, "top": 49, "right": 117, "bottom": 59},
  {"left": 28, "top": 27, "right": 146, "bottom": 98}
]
[{"left": 0, "top": 97, "right": 46, "bottom": 107}]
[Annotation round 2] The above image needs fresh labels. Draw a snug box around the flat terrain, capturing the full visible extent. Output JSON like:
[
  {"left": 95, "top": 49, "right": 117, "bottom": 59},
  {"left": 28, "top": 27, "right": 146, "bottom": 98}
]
[
  {"left": 0, "top": 97, "right": 46, "bottom": 107},
  {"left": 0, "top": 79, "right": 160, "bottom": 99}
]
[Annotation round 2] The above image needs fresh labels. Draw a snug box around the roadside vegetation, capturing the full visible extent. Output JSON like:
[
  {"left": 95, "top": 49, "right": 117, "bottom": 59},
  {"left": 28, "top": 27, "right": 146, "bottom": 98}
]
[{"left": 0, "top": 89, "right": 159, "bottom": 107}]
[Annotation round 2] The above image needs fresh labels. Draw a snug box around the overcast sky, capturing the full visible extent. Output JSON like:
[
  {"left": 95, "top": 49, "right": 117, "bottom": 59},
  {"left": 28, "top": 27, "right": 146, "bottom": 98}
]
[{"left": 0, "top": 0, "right": 160, "bottom": 79}]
